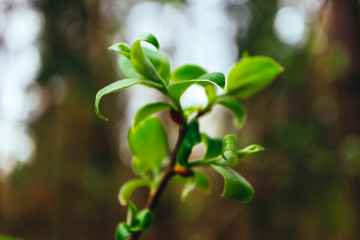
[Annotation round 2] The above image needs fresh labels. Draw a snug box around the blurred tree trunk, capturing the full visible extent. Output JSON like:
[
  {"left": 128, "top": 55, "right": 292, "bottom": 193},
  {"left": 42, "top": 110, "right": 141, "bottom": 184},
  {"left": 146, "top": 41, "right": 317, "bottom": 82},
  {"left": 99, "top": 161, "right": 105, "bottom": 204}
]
[
  {"left": 5, "top": 0, "right": 126, "bottom": 239},
  {"left": 326, "top": 0, "right": 360, "bottom": 238}
]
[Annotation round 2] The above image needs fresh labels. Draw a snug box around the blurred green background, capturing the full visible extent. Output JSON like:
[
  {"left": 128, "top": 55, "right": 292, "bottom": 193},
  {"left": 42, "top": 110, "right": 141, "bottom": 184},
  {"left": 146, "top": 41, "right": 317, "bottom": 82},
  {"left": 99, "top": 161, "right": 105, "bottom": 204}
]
[{"left": 1, "top": 0, "right": 360, "bottom": 239}]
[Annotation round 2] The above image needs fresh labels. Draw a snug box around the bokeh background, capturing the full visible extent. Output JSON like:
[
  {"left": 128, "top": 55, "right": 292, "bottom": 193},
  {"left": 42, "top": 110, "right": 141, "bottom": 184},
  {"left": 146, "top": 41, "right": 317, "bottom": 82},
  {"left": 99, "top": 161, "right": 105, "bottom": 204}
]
[{"left": 1, "top": 0, "right": 360, "bottom": 239}]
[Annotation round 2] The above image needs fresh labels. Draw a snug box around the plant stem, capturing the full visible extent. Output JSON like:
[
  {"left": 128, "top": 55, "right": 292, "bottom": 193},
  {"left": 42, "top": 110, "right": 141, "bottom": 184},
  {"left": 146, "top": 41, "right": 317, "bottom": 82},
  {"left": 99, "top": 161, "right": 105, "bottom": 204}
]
[{"left": 128, "top": 126, "right": 187, "bottom": 240}]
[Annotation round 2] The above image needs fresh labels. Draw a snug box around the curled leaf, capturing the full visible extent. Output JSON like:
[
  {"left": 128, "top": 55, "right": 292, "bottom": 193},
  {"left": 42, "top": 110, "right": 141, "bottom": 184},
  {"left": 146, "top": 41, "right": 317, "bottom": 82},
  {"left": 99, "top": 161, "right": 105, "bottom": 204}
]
[
  {"left": 115, "top": 222, "right": 132, "bottom": 240},
  {"left": 201, "top": 134, "right": 222, "bottom": 159},
  {"left": 130, "top": 33, "right": 170, "bottom": 85},
  {"left": 118, "top": 178, "right": 152, "bottom": 206},
  {"left": 133, "top": 102, "right": 173, "bottom": 128},
  {"left": 222, "top": 134, "right": 238, "bottom": 167},
  {"left": 238, "top": 144, "right": 265, "bottom": 157},
  {"left": 211, "top": 165, "right": 254, "bottom": 203},
  {"left": 109, "top": 42, "right": 131, "bottom": 58},
  {"left": 95, "top": 78, "right": 161, "bottom": 121},
  {"left": 126, "top": 201, "right": 138, "bottom": 226},
  {"left": 132, "top": 209, "right": 154, "bottom": 231}
]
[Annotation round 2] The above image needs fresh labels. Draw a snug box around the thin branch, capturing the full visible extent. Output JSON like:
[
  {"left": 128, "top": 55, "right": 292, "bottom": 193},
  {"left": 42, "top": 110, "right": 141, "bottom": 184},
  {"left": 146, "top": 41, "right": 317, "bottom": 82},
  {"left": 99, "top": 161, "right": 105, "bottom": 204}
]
[{"left": 128, "top": 126, "right": 187, "bottom": 240}]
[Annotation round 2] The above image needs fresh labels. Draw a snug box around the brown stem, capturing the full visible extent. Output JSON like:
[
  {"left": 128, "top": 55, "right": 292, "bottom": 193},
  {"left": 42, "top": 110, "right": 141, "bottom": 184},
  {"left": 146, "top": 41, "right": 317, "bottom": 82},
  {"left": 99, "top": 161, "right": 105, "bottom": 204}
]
[{"left": 128, "top": 126, "right": 187, "bottom": 240}]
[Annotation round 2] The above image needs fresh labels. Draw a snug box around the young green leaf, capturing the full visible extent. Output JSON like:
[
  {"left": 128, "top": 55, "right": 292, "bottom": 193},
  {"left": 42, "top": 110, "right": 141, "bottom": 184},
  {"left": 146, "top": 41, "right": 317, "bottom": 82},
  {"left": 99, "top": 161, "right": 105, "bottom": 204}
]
[
  {"left": 109, "top": 42, "right": 131, "bottom": 58},
  {"left": 218, "top": 97, "right": 247, "bottom": 128},
  {"left": 226, "top": 56, "right": 283, "bottom": 98},
  {"left": 194, "top": 170, "right": 210, "bottom": 192},
  {"left": 203, "top": 84, "right": 217, "bottom": 110},
  {"left": 95, "top": 78, "right": 162, "bottom": 121},
  {"left": 128, "top": 118, "right": 169, "bottom": 172},
  {"left": 238, "top": 144, "right": 265, "bottom": 157},
  {"left": 115, "top": 222, "right": 132, "bottom": 240},
  {"left": 171, "top": 64, "right": 207, "bottom": 81},
  {"left": 168, "top": 73, "right": 225, "bottom": 102},
  {"left": 211, "top": 165, "right": 254, "bottom": 203},
  {"left": 126, "top": 201, "right": 138, "bottom": 226},
  {"left": 173, "top": 170, "right": 210, "bottom": 201},
  {"left": 199, "top": 72, "right": 225, "bottom": 88},
  {"left": 130, "top": 34, "right": 170, "bottom": 86},
  {"left": 131, "top": 209, "right": 153, "bottom": 231},
  {"left": 118, "top": 56, "right": 142, "bottom": 78},
  {"left": 139, "top": 33, "right": 159, "bottom": 49},
  {"left": 177, "top": 120, "right": 201, "bottom": 166},
  {"left": 181, "top": 177, "right": 197, "bottom": 201},
  {"left": 201, "top": 134, "right": 222, "bottom": 159},
  {"left": 143, "top": 47, "right": 171, "bottom": 83},
  {"left": 133, "top": 102, "right": 173, "bottom": 128},
  {"left": 119, "top": 178, "right": 152, "bottom": 206},
  {"left": 222, "top": 134, "right": 238, "bottom": 167}
]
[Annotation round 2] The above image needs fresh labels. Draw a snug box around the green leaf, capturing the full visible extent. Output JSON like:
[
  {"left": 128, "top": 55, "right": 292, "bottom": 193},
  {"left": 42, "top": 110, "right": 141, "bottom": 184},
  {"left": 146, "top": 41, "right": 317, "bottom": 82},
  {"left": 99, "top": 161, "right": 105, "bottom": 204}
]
[
  {"left": 226, "top": 56, "right": 283, "bottom": 98},
  {"left": 139, "top": 33, "right": 159, "bottom": 49},
  {"left": 222, "top": 134, "right": 238, "bottom": 167},
  {"left": 168, "top": 73, "right": 225, "bottom": 102},
  {"left": 194, "top": 170, "right": 210, "bottom": 191},
  {"left": 201, "top": 134, "right": 222, "bottom": 159},
  {"left": 133, "top": 102, "right": 173, "bottom": 128},
  {"left": 199, "top": 72, "right": 225, "bottom": 88},
  {"left": 173, "top": 170, "right": 209, "bottom": 201},
  {"left": 118, "top": 178, "right": 152, "bottom": 206},
  {"left": 128, "top": 118, "right": 169, "bottom": 172},
  {"left": 211, "top": 165, "right": 254, "bottom": 203},
  {"left": 130, "top": 34, "right": 170, "bottom": 85},
  {"left": 131, "top": 209, "right": 153, "bottom": 231},
  {"left": 119, "top": 56, "right": 142, "bottom": 78},
  {"left": 204, "top": 84, "right": 217, "bottom": 109},
  {"left": 177, "top": 120, "right": 201, "bottom": 166},
  {"left": 238, "top": 144, "right": 264, "bottom": 157},
  {"left": 126, "top": 201, "right": 138, "bottom": 226},
  {"left": 171, "top": 64, "right": 207, "bottom": 81},
  {"left": 115, "top": 222, "right": 132, "bottom": 240},
  {"left": 181, "top": 177, "right": 197, "bottom": 201},
  {"left": 109, "top": 42, "right": 131, "bottom": 58},
  {"left": 218, "top": 97, "right": 247, "bottom": 128},
  {"left": 142, "top": 47, "right": 171, "bottom": 83},
  {"left": 95, "top": 78, "right": 162, "bottom": 121}
]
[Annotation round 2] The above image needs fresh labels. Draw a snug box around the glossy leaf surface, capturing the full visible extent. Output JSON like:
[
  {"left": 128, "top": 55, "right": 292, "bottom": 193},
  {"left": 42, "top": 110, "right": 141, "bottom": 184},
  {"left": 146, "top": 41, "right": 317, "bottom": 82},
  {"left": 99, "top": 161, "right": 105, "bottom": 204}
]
[
  {"left": 177, "top": 121, "right": 201, "bottom": 166},
  {"left": 218, "top": 97, "right": 247, "bottom": 128},
  {"left": 201, "top": 134, "right": 222, "bottom": 159},
  {"left": 128, "top": 118, "right": 169, "bottom": 172},
  {"left": 115, "top": 222, "right": 132, "bottom": 240},
  {"left": 118, "top": 56, "right": 142, "bottom": 78},
  {"left": 133, "top": 102, "right": 173, "bottom": 128},
  {"left": 131, "top": 209, "right": 153, "bottom": 231},
  {"left": 226, "top": 56, "right": 283, "bottom": 98},
  {"left": 168, "top": 72, "right": 225, "bottom": 102},
  {"left": 109, "top": 42, "right": 130, "bottom": 58},
  {"left": 238, "top": 144, "right": 264, "bottom": 157},
  {"left": 171, "top": 64, "right": 207, "bottom": 81},
  {"left": 95, "top": 78, "right": 161, "bottom": 121},
  {"left": 211, "top": 165, "right": 254, "bottom": 203},
  {"left": 130, "top": 34, "right": 170, "bottom": 85}
]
